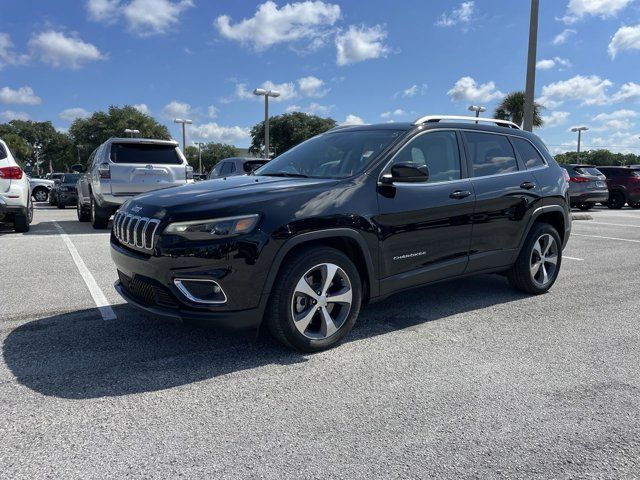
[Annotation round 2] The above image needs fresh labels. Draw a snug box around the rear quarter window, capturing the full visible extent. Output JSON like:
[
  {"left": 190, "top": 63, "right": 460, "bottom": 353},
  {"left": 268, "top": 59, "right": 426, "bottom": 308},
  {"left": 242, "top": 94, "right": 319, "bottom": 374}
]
[
  {"left": 511, "top": 137, "right": 546, "bottom": 169},
  {"left": 110, "top": 143, "right": 182, "bottom": 165}
]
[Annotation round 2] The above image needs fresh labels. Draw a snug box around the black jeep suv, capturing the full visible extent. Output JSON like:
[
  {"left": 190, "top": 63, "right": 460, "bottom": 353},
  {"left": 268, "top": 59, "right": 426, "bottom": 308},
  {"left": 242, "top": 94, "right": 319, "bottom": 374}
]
[{"left": 111, "top": 116, "right": 571, "bottom": 351}]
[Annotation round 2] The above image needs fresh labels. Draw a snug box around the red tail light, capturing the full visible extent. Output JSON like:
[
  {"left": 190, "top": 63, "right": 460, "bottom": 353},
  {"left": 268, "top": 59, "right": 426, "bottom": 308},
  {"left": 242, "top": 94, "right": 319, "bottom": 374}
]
[
  {"left": 569, "top": 176, "right": 590, "bottom": 183},
  {"left": 0, "top": 166, "right": 23, "bottom": 179}
]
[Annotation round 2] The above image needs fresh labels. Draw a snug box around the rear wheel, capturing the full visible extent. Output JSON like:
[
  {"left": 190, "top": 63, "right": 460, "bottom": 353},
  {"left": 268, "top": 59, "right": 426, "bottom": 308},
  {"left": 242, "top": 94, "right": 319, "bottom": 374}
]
[
  {"left": 577, "top": 202, "right": 593, "bottom": 211},
  {"left": 607, "top": 191, "right": 626, "bottom": 209},
  {"left": 57, "top": 203, "right": 65, "bottom": 209},
  {"left": 265, "top": 247, "right": 362, "bottom": 352},
  {"left": 630, "top": 202, "right": 640, "bottom": 209},
  {"left": 77, "top": 199, "right": 90, "bottom": 222},
  {"left": 90, "top": 196, "right": 110, "bottom": 229},
  {"left": 13, "top": 199, "right": 32, "bottom": 233},
  {"left": 33, "top": 188, "right": 48, "bottom": 203},
  {"left": 508, "top": 223, "right": 562, "bottom": 294}
]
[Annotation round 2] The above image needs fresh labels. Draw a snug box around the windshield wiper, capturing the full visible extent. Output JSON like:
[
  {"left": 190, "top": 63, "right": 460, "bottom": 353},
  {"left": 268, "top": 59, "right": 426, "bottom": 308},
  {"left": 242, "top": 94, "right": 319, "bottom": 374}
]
[{"left": 260, "top": 172, "right": 310, "bottom": 178}]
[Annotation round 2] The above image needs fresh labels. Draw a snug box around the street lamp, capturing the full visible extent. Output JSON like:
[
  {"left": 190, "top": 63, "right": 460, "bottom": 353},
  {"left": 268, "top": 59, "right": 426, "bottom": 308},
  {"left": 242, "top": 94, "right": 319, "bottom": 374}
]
[
  {"left": 253, "top": 88, "right": 280, "bottom": 158},
  {"left": 76, "top": 144, "right": 83, "bottom": 163},
  {"left": 571, "top": 126, "right": 589, "bottom": 154},
  {"left": 124, "top": 128, "right": 140, "bottom": 138},
  {"left": 194, "top": 141, "right": 205, "bottom": 174},
  {"left": 467, "top": 105, "right": 486, "bottom": 118},
  {"left": 174, "top": 118, "right": 193, "bottom": 153},
  {"left": 523, "top": 0, "right": 540, "bottom": 132}
]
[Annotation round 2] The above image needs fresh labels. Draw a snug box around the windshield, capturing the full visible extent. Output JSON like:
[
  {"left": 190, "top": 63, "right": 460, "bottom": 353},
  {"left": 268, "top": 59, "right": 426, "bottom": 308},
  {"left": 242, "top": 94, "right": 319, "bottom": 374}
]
[
  {"left": 110, "top": 143, "right": 182, "bottom": 165},
  {"left": 61, "top": 174, "right": 81, "bottom": 183},
  {"left": 255, "top": 129, "right": 405, "bottom": 179}
]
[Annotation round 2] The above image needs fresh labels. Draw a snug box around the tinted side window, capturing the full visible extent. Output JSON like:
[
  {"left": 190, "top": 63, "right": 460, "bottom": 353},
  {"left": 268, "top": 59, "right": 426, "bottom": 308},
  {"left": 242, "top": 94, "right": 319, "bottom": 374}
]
[
  {"left": 220, "top": 162, "right": 233, "bottom": 176},
  {"left": 511, "top": 137, "right": 546, "bottom": 169},
  {"left": 209, "top": 162, "right": 223, "bottom": 178},
  {"left": 0, "top": 144, "right": 7, "bottom": 160},
  {"left": 392, "top": 131, "right": 461, "bottom": 183},
  {"left": 464, "top": 132, "right": 518, "bottom": 177}
]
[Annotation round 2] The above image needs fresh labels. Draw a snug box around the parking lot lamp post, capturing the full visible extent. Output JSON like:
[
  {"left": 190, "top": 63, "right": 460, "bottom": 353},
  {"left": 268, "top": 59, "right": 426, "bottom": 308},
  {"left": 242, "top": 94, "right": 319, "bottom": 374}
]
[
  {"left": 194, "top": 141, "right": 205, "bottom": 174},
  {"left": 523, "top": 0, "right": 540, "bottom": 132},
  {"left": 76, "top": 144, "right": 83, "bottom": 163},
  {"left": 174, "top": 118, "right": 193, "bottom": 154},
  {"left": 253, "top": 88, "right": 280, "bottom": 158},
  {"left": 124, "top": 128, "right": 140, "bottom": 138},
  {"left": 571, "top": 126, "right": 588, "bottom": 155},
  {"left": 468, "top": 105, "right": 486, "bottom": 124}
]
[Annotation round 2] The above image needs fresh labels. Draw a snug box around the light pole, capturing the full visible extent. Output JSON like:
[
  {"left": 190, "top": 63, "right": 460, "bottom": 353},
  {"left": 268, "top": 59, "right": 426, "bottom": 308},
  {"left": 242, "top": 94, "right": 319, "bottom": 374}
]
[
  {"left": 124, "top": 128, "right": 140, "bottom": 138},
  {"left": 253, "top": 88, "right": 280, "bottom": 158},
  {"left": 571, "top": 126, "right": 588, "bottom": 155},
  {"left": 468, "top": 105, "right": 486, "bottom": 124},
  {"left": 174, "top": 118, "right": 193, "bottom": 154},
  {"left": 523, "top": 0, "right": 539, "bottom": 132},
  {"left": 194, "top": 141, "right": 205, "bottom": 174},
  {"left": 76, "top": 144, "right": 83, "bottom": 163}
]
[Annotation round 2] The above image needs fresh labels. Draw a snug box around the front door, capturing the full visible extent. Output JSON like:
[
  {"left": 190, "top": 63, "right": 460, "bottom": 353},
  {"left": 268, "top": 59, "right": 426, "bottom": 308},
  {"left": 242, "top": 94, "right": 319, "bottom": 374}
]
[{"left": 374, "top": 130, "right": 475, "bottom": 295}]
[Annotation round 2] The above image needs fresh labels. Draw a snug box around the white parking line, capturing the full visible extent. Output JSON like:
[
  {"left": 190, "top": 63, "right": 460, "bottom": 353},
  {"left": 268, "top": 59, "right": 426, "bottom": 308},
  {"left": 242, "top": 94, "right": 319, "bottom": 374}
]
[
  {"left": 563, "top": 256, "right": 584, "bottom": 261},
  {"left": 588, "top": 221, "right": 640, "bottom": 228},
  {"left": 53, "top": 221, "right": 117, "bottom": 321},
  {"left": 572, "top": 233, "right": 640, "bottom": 244}
]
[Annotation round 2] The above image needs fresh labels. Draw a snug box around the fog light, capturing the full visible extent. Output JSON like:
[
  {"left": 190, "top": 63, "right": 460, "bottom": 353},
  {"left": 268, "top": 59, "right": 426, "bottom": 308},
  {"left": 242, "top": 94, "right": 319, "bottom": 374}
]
[{"left": 173, "top": 279, "right": 227, "bottom": 304}]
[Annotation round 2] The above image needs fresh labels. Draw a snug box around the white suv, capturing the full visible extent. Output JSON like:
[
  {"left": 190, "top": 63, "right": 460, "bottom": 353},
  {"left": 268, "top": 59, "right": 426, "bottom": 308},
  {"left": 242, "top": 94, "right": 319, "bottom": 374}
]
[{"left": 0, "top": 139, "right": 32, "bottom": 232}]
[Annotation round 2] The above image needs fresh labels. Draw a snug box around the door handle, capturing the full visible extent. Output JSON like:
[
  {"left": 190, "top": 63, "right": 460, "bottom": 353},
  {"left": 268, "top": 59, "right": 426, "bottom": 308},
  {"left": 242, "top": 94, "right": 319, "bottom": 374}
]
[
  {"left": 449, "top": 190, "right": 472, "bottom": 199},
  {"left": 520, "top": 181, "right": 536, "bottom": 190}
]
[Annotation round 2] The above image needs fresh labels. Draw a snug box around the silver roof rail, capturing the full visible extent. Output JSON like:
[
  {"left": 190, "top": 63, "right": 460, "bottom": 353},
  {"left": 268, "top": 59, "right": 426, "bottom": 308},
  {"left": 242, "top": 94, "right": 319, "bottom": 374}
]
[{"left": 412, "top": 115, "right": 521, "bottom": 130}]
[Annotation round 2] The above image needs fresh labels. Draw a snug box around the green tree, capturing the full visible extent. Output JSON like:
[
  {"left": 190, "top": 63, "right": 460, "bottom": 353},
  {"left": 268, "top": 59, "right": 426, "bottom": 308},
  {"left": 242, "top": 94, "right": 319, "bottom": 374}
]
[
  {"left": 184, "top": 143, "right": 239, "bottom": 173},
  {"left": 494, "top": 91, "right": 543, "bottom": 128},
  {"left": 0, "top": 132, "right": 32, "bottom": 164},
  {"left": 250, "top": 112, "right": 336, "bottom": 156},
  {"left": 554, "top": 149, "right": 640, "bottom": 166},
  {"left": 69, "top": 105, "right": 171, "bottom": 163}
]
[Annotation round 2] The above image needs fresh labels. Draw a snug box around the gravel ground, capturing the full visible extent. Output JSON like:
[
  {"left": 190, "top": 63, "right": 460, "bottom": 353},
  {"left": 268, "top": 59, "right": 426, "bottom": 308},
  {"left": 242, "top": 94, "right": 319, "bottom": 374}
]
[{"left": 0, "top": 204, "right": 639, "bottom": 479}]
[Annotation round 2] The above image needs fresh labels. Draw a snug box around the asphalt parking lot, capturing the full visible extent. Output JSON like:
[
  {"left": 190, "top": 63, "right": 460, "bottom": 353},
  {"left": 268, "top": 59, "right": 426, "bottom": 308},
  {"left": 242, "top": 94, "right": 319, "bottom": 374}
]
[{"left": 1, "top": 204, "right": 639, "bottom": 478}]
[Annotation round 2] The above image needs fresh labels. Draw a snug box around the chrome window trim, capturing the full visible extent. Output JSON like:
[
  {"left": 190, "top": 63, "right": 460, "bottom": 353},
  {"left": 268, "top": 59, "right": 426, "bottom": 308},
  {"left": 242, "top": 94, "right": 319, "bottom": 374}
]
[{"left": 173, "top": 278, "right": 228, "bottom": 305}]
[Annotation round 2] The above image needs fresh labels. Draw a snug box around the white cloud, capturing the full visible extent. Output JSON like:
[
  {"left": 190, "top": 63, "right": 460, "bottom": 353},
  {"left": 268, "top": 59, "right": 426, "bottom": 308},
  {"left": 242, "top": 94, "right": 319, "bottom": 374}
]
[
  {"left": 0, "top": 110, "right": 30, "bottom": 122},
  {"left": 297, "top": 76, "right": 327, "bottom": 97},
  {"left": 286, "top": 102, "right": 333, "bottom": 115},
  {"left": 611, "top": 82, "right": 640, "bottom": 102},
  {"left": 541, "top": 111, "right": 570, "bottom": 128},
  {"left": 447, "top": 76, "right": 504, "bottom": 103},
  {"left": 394, "top": 83, "right": 428, "bottom": 98},
  {"left": 132, "top": 103, "right": 150, "bottom": 114},
  {"left": 381, "top": 109, "right": 405, "bottom": 119},
  {"left": 0, "top": 86, "right": 42, "bottom": 105},
  {"left": 285, "top": 104, "right": 301, "bottom": 113},
  {"left": 215, "top": 1, "right": 341, "bottom": 50},
  {"left": 191, "top": 122, "right": 250, "bottom": 144},
  {"left": 608, "top": 25, "right": 640, "bottom": 59},
  {"left": 342, "top": 114, "right": 365, "bottom": 125},
  {"left": 552, "top": 29, "right": 576, "bottom": 46},
  {"left": 59, "top": 107, "right": 91, "bottom": 121},
  {"left": 207, "top": 105, "right": 217, "bottom": 119},
  {"left": 86, "top": 0, "right": 120, "bottom": 22},
  {"left": 162, "top": 100, "right": 192, "bottom": 119},
  {"left": 592, "top": 109, "right": 637, "bottom": 130},
  {"left": 335, "top": 24, "right": 389, "bottom": 66},
  {"left": 560, "top": 0, "right": 632, "bottom": 24},
  {"left": 538, "top": 75, "right": 613, "bottom": 107},
  {"left": 0, "top": 33, "right": 29, "bottom": 70},
  {"left": 536, "top": 57, "right": 571, "bottom": 70},
  {"left": 436, "top": 1, "right": 475, "bottom": 27},
  {"left": 28, "top": 31, "right": 104, "bottom": 69}
]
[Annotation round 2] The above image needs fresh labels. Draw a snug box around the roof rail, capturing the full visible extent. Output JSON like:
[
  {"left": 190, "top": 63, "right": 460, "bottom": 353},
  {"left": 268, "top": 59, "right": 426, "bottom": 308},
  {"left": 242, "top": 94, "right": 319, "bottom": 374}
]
[
  {"left": 327, "top": 124, "right": 363, "bottom": 132},
  {"left": 412, "top": 115, "right": 521, "bottom": 129}
]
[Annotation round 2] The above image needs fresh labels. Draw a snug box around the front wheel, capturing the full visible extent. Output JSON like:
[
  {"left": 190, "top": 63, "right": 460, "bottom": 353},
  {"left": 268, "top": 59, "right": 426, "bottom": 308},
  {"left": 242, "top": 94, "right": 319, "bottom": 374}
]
[
  {"left": 265, "top": 247, "right": 362, "bottom": 352},
  {"left": 33, "top": 188, "right": 48, "bottom": 203},
  {"left": 607, "top": 191, "right": 625, "bottom": 209},
  {"left": 508, "top": 223, "right": 562, "bottom": 294}
]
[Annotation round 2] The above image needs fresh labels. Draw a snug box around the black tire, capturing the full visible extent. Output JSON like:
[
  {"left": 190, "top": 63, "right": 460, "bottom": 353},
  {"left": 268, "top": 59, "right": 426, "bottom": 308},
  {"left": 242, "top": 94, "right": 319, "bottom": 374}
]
[
  {"left": 630, "top": 202, "right": 640, "bottom": 209},
  {"left": 607, "top": 191, "right": 626, "bottom": 209},
  {"left": 90, "top": 196, "right": 110, "bottom": 229},
  {"left": 77, "top": 200, "right": 90, "bottom": 222},
  {"left": 13, "top": 199, "right": 32, "bottom": 233},
  {"left": 507, "top": 223, "right": 562, "bottom": 295},
  {"left": 577, "top": 203, "right": 593, "bottom": 211},
  {"left": 265, "top": 246, "right": 362, "bottom": 352},
  {"left": 57, "top": 203, "right": 65, "bottom": 209},
  {"left": 32, "top": 187, "right": 48, "bottom": 203}
]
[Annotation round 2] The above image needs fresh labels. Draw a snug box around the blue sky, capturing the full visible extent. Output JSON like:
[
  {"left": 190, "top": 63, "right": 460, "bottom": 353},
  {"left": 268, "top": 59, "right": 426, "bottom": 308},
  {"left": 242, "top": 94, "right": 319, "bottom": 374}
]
[{"left": 1, "top": 0, "right": 640, "bottom": 153}]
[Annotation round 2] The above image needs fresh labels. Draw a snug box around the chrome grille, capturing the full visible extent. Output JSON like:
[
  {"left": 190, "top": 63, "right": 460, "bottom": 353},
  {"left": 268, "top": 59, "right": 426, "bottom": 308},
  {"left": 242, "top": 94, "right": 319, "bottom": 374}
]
[{"left": 113, "top": 211, "right": 160, "bottom": 251}]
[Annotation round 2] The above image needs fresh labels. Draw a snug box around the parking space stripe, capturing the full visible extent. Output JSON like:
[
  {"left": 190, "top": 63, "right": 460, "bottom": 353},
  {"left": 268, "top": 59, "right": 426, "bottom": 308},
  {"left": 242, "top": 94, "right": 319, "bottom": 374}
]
[
  {"left": 563, "top": 256, "right": 584, "bottom": 261},
  {"left": 587, "top": 221, "right": 640, "bottom": 228},
  {"left": 572, "top": 233, "right": 640, "bottom": 244},
  {"left": 53, "top": 221, "right": 117, "bottom": 321}
]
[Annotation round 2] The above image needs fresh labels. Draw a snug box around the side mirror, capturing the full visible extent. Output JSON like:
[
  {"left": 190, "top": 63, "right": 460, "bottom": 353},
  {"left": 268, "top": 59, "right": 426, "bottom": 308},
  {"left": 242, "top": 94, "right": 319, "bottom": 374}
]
[
  {"left": 381, "top": 163, "right": 430, "bottom": 184},
  {"left": 71, "top": 163, "right": 85, "bottom": 173}
]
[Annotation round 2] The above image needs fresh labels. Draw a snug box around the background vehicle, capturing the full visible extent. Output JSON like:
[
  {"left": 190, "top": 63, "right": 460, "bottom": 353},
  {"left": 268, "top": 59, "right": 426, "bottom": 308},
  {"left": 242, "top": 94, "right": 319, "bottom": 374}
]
[
  {"left": 48, "top": 179, "right": 60, "bottom": 205},
  {"left": 0, "top": 138, "right": 32, "bottom": 232},
  {"left": 54, "top": 173, "right": 81, "bottom": 209},
  {"left": 28, "top": 176, "right": 54, "bottom": 203},
  {"left": 111, "top": 116, "right": 570, "bottom": 352},
  {"left": 77, "top": 138, "right": 193, "bottom": 228},
  {"left": 207, "top": 157, "right": 269, "bottom": 179},
  {"left": 597, "top": 166, "right": 640, "bottom": 209},
  {"left": 557, "top": 163, "right": 608, "bottom": 210}
]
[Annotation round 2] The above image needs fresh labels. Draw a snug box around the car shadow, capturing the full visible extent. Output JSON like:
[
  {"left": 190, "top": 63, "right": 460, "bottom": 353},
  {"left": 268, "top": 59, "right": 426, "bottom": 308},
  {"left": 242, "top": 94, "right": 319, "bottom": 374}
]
[{"left": 3, "top": 275, "right": 528, "bottom": 399}]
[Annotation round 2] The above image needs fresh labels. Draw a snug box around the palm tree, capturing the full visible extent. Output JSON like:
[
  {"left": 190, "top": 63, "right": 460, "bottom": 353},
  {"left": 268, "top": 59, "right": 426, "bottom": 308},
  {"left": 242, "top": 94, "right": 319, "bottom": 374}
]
[{"left": 493, "top": 91, "right": 543, "bottom": 128}]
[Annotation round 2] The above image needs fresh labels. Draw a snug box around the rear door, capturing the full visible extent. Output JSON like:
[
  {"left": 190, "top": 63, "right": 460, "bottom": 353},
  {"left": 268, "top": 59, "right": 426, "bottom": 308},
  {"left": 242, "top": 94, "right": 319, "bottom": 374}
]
[
  {"left": 462, "top": 131, "right": 542, "bottom": 272},
  {"left": 109, "top": 142, "right": 186, "bottom": 195}
]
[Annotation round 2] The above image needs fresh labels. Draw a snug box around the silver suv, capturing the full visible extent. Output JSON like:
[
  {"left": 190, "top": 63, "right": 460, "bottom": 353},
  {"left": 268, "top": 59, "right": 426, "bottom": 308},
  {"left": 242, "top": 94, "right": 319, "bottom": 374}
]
[{"left": 77, "top": 138, "right": 193, "bottom": 228}]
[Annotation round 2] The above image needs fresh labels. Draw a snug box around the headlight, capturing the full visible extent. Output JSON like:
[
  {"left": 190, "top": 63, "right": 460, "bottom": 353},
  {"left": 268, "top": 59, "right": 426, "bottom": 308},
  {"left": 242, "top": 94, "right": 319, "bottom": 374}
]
[{"left": 164, "top": 214, "right": 259, "bottom": 240}]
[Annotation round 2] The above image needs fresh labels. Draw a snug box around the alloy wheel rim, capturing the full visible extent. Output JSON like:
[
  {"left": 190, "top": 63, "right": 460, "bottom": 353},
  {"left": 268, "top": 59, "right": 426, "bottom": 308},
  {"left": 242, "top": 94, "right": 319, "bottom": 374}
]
[
  {"left": 35, "top": 190, "right": 47, "bottom": 202},
  {"left": 290, "top": 263, "right": 352, "bottom": 340},
  {"left": 530, "top": 234, "right": 559, "bottom": 288}
]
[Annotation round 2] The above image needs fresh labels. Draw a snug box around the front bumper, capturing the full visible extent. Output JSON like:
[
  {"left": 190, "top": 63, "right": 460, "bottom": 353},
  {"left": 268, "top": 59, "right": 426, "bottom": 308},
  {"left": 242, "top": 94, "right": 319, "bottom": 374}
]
[{"left": 58, "top": 192, "right": 78, "bottom": 205}]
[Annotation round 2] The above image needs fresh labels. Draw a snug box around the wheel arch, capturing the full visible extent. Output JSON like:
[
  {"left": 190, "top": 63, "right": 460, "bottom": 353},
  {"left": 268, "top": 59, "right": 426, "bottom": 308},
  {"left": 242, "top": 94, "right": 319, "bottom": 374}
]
[{"left": 518, "top": 205, "right": 569, "bottom": 253}]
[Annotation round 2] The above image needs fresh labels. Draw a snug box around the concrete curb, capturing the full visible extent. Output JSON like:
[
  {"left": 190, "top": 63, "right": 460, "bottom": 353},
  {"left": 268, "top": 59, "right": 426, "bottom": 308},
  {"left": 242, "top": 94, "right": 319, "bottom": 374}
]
[{"left": 571, "top": 213, "right": 593, "bottom": 221}]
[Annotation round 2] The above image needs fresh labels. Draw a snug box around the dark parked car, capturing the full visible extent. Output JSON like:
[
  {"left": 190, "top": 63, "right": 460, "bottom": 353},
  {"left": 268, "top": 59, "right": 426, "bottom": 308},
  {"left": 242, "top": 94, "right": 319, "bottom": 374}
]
[
  {"left": 49, "top": 179, "right": 60, "bottom": 206},
  {"left": 111, "top": 115, "right": 571, "bottom": 352},
  {"left": 54, "top": 173, "right": 81, "bottom": 208},
  {"left": 596, "top": 166, "right": 640, "bottom": 209},
  {"left": 207, "top": 157, "right": 269, "bottom": 179},
  {"left": 557, "top": 163, "right": 608, "bottom": 210}
]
